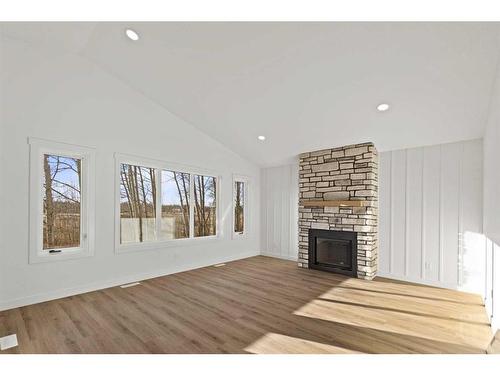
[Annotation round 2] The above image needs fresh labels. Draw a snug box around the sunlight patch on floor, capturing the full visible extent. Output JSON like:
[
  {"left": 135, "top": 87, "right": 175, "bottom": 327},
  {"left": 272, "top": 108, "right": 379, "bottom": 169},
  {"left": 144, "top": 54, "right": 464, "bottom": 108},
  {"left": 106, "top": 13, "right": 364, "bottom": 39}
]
[
  {"left": 292, "top": 292, "right": 491, "bottom": 350},
  {"left": 244, "top": 332, "right": 360, "bottom": 354},
  {"left": 293, "top": 297, "right": 379, "bottom": 330}
]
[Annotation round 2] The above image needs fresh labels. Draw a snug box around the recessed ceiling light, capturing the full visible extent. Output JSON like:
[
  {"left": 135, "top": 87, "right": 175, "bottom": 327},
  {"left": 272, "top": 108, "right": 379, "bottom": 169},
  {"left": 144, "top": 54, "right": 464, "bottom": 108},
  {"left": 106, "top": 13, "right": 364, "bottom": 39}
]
[
  {"left": 257, "top": 135, "right": 266, "bottom": 141},
  {"left": 125, "top": 28, "right": 140, "bottom": 41},
  {"left": 377, "top": 103, "right": 390, "bottom": 112}
]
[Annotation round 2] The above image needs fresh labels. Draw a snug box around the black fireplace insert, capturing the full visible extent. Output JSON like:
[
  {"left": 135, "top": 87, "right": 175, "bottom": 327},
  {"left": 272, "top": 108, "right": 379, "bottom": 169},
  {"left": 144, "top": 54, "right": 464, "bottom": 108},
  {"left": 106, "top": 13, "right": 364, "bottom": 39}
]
[{"left": 308, "top": 229, "right": 357, "bottom": 277}]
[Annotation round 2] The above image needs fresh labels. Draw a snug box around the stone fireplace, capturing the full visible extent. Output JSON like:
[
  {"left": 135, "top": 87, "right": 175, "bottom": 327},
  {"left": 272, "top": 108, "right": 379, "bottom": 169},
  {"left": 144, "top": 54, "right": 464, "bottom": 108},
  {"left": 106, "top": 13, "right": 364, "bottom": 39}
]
[{"left": 298, "top": 142, "right": 378, "bottom": 280}]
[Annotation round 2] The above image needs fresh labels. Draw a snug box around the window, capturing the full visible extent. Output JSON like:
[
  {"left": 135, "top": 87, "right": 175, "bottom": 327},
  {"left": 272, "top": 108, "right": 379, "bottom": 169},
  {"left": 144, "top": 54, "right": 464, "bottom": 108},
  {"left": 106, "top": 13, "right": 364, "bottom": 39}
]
[
  {"left": 234, "top": 181, "right": 245, "bottom": 234},
  {"left": 43, "top": 155, "right": 81, "bottom": 250},
  {"left": 233, "top": 176, "right": 249, "bottom": 238},
  {"left": 115, "top": 154, "right": 219, "bottom": 251},
  {"left": 119, "top": 164, "right": 157, "bottom": 244},
  {"left": 193, "top": 175, "right": 217, "bottom": 237},
  {"left": 29, "top": 138, "right": 95, "bottom": 263},
  {"left": 161, "top": 170, "right": 190, "bottom": 239}
]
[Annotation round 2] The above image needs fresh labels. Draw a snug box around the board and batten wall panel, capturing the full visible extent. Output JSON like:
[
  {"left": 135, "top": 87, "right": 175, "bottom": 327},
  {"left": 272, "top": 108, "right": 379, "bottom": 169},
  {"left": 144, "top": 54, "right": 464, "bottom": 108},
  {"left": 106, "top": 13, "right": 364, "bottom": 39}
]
[
  {"left": 260, "top": 164, "right": 299, "bottom": 260},
  {"left": 483, "top": 61, "right": 500, "bottom": 328},
  {"left": 406, "top": 147, "right": 424, "bottom": 280},
  {"left": 379, "top": 139, "right": 485, "bottom": 295}
]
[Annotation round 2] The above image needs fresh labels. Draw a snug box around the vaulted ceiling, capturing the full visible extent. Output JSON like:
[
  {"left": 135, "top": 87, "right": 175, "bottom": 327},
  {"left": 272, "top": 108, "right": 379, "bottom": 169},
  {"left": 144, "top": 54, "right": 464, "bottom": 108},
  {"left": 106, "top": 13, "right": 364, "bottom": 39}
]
[{"left": 3, "top": 22, "right": 500, "bottom": 166}]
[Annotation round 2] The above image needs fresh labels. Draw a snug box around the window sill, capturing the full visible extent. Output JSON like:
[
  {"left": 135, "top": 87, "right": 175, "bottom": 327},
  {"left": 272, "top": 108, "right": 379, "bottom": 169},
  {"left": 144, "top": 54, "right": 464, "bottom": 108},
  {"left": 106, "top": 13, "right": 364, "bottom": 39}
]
[
  {"left": 231, "top": 232, "right": 248, "bottom": 240},
  {"left": 115, "top": 235, "right": 221, "bottom": 254},
  {"left": 30, "top": 248, "right": 93, "bottom": 264}
]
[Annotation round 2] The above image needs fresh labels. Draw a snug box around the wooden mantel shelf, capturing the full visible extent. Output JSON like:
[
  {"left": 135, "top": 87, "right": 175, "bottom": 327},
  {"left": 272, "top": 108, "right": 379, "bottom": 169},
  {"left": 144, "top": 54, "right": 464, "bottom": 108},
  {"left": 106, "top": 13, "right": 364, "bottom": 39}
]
[{"left": 300, "top": 200, "right": 368, "bottom": 208}]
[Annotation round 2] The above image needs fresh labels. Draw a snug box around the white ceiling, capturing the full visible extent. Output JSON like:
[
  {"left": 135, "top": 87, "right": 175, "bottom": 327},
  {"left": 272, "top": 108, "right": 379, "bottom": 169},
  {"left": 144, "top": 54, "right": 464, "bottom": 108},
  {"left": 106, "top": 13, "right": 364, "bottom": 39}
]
[{"left": 3, "top": 22, "right": 500, "bottom": 166}]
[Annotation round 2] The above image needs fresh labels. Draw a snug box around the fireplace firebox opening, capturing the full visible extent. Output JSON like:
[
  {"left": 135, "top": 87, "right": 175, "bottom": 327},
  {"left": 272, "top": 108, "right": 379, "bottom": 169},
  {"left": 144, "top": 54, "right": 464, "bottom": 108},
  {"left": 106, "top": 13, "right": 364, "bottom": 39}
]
[{"left": 308, "top": 229, "right": 357, "bottom": 277}]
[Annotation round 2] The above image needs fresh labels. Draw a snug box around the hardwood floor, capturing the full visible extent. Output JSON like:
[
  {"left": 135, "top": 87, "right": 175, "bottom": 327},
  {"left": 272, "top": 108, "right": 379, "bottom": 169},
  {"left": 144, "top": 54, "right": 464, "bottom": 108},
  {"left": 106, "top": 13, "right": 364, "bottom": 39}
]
[
  {"left": 0, "top": 256, "right": 493, "bottom": 354},
  {"left": 487, "top": 330, "right": 500, "bottom": 354}
]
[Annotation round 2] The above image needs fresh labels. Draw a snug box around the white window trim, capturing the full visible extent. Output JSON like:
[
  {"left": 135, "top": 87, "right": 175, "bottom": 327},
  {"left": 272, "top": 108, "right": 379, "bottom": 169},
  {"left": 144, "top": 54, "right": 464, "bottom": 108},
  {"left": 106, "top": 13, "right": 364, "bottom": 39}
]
[
  {"left": 114, "top": 153, "right": 222, "bottom": 254},
  {"left": 29, "top": 137, "right": 96, "bottom": 264},
  {"left": 232, "top": 174, "right": 250, "bottom": 239}
]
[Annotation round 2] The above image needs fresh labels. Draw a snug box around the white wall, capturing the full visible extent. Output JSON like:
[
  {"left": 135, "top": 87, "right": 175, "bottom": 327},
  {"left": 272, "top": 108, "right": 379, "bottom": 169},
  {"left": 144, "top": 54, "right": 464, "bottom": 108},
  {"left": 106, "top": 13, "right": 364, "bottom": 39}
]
[
  {"left": 379, "top": 140, "right": 485, "bottom": 294},
  {"left": 260, "top": 164, "right": 298, "bottom": 261},
  {"left": 0, "top": 36, "right": 261, "bottom": 310},
  {"left": 484, "top": 56, "right": 500, "bottom": 330}
]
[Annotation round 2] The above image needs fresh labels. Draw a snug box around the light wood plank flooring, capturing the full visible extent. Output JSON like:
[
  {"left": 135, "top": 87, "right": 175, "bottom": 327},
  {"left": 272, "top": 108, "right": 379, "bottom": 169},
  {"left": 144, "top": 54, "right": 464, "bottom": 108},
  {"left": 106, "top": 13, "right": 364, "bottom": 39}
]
[
  {"left": 487, "top": 330, "right": 500, "bottom": 354},
  {"left": 0, "top": 256, "right": 493, "bottom": 354}
]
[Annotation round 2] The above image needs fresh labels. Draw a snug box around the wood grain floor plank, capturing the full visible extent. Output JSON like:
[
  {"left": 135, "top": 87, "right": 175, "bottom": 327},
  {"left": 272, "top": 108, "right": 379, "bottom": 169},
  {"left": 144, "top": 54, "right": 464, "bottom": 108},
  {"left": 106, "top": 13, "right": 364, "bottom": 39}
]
[{"left": 0, "top": 256, "right": 493, "bottom": 354}]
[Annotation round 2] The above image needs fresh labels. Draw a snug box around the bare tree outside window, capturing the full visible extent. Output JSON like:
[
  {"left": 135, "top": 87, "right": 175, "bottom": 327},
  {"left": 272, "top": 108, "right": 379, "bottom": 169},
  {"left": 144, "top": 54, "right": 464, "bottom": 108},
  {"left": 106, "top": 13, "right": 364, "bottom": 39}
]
[
  {"left": 234, "top": 181, "right": 244, "bottom": 234},
  {"left": 120, "top": 164, "right": 157, "bottom": 243},
  {"left": 161, "top": 170, "right": 190, "bottom": 239},
  {"left": 43, "top": 154, "right": 81, "bottom": 250},
  {"left": 116, "top": 160, "right": 219, "bottom": 246},
  {"left": 194, "top": 175, "right": 216, "bottom": 237}
]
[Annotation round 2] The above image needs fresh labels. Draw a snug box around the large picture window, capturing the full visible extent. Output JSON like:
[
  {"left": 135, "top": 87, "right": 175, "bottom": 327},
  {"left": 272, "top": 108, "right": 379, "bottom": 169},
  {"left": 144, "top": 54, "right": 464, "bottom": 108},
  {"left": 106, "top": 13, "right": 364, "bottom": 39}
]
[
  {"left": 29, "top": 138, "right": 95, "bottom": 263},
  {"left": 115, "top": 154, "right": 219, "bottom": 251}
]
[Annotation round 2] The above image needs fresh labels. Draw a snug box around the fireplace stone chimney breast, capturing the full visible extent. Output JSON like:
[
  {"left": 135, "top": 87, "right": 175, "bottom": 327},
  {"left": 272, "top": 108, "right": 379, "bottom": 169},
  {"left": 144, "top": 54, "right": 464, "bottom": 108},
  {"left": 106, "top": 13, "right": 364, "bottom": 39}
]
[{"left": 298, "top": 142, "right": 378, "bottom": 280}]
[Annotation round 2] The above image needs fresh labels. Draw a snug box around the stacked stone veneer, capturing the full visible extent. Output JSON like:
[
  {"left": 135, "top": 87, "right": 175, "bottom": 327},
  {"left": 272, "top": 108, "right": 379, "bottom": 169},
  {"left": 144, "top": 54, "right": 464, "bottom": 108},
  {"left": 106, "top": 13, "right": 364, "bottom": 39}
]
[{"left": 298, "top": 142, "right": 379, "bottom": 280}]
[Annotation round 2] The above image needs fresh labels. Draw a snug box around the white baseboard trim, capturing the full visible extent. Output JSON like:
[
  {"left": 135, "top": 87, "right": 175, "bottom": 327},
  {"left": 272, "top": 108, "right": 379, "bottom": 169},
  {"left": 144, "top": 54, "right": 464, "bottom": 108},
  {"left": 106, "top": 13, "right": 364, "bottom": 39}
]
[
  {"left": 376, "top": 272, "right": 457, "bottom": 290},
  {"left": 260, "top": 252, "right": 298, "bottom": 261},
  {"left": 0, "top": 251, "right": 259, "bottom": 311}
]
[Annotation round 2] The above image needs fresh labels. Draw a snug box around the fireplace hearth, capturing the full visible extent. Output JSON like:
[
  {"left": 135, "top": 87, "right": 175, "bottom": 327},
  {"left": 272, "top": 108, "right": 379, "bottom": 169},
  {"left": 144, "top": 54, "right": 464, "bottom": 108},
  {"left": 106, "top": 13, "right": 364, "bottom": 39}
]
[{"left": 308, "top": 229, "right": 357, "bottom": 277}]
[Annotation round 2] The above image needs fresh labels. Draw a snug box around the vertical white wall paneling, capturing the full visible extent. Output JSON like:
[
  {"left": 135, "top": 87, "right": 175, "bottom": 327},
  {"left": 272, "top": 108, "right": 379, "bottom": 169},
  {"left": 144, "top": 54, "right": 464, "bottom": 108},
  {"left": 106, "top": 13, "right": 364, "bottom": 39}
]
[
  {"left": 378, "top": 152, "right": 392, "bottom": 275},
  {"left": 485, "top": 237, "right": 494, "bottom": 318},
  {"left": 260, "top": 164, "right": 299, "bottom": 261},
  {"left": 422, "top": 145, "right": 441, "bottom": 283},
  {"left": 460, "top": 139, "right": 485, "bottom": 296},
  {"left": 379, "top": 139, "right": 483, "bottom": 291},
  {"left": 440, "top": 142, "right": 460, "bottom": 286},
  {"left": 406, "top": 148, "right": 424, "bottom": 280},
  {"left": 281, "top": 166, "right": 290, "bottom": 257},
  {"left": 493, "top": 241, "right": 500, "bottom": 329},
  {"left": 483, "top": 57, "right": 500, "bottom": 329},
  {"left": 288, "top": 164, "right": 299, "bottom": 260},
  {"left": 270, "top": 170, "right": 280, "bottom": 255},
  {"left": 391, "top": 150, "right": 407, "bottom": 277}
]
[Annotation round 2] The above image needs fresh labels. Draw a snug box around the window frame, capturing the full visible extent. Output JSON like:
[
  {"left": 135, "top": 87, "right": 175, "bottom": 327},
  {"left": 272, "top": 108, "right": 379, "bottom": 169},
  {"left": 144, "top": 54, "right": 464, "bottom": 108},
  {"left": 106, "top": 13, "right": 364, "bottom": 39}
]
[
  {"left": 114, "top": 153, "right": 221, "bottom": 254},
  {"left": 232, "top": 174, "right": 250, "bottom": 239},
  {"left": 29, "top": 138, "right": 96, "bottom": 264}
]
